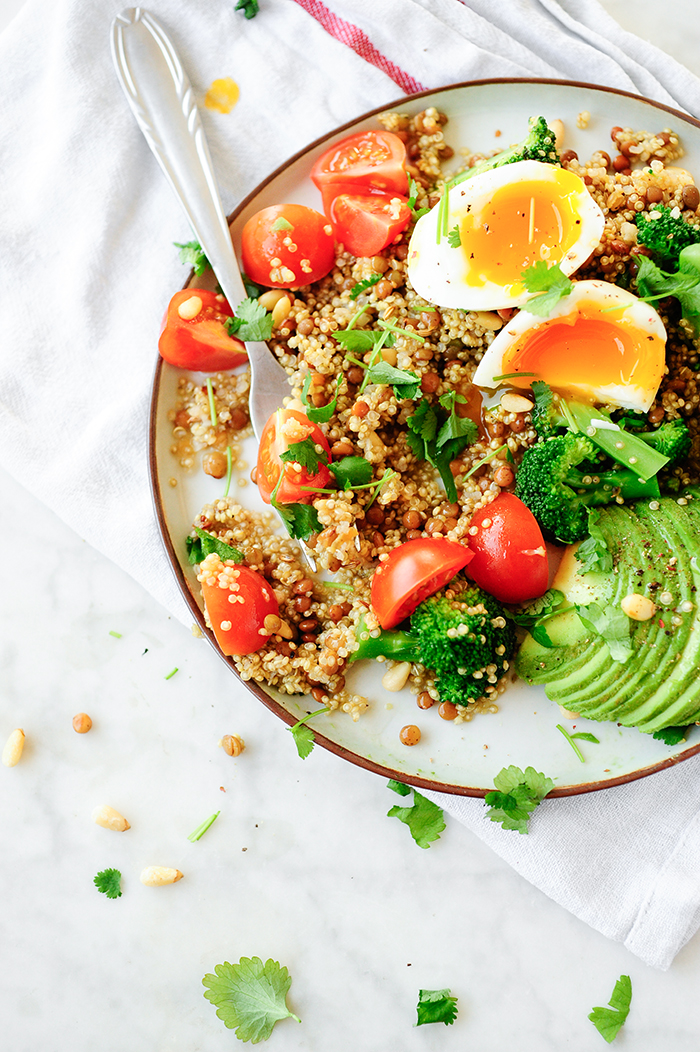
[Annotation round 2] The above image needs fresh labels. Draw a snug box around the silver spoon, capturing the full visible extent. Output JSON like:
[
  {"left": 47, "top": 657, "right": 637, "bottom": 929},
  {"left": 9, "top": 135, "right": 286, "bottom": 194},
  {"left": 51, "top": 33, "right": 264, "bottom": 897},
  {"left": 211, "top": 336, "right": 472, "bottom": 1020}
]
[{"left": 110, "top": 6, "right": 289, "bottom": 439}]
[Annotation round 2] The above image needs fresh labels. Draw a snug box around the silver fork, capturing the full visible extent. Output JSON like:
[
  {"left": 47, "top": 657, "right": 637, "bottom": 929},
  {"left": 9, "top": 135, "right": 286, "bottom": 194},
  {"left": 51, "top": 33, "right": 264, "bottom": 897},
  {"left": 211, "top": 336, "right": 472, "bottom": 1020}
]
[{"left": 110, "top": 6, "right": 289, "bottom": 439}]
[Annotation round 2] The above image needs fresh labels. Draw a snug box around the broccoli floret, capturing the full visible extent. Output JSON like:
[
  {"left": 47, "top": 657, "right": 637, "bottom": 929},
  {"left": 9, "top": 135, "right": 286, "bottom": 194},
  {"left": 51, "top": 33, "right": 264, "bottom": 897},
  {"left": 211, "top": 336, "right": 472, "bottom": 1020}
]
[
  {"left": 637, "top": 417, "right": 692, "bottom": 463},
  {"left": 515, "top": 432, "right": 661, "bottom": 544},
  {"left": 635, "top": 205, "right": 700, "bottom": 269},
  {"left": 349, "top": 587, "right": 516, "bottom": 706},
  {"left": 458, "top": 117, "right": 560, "bottom": 182}
]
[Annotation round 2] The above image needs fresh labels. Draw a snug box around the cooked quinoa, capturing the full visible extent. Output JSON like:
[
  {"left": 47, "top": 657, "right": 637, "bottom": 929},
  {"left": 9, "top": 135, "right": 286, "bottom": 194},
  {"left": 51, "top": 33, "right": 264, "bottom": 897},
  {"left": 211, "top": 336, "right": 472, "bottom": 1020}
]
[{"left": 169, "top": 107, "right": 700, "bottom": 724}]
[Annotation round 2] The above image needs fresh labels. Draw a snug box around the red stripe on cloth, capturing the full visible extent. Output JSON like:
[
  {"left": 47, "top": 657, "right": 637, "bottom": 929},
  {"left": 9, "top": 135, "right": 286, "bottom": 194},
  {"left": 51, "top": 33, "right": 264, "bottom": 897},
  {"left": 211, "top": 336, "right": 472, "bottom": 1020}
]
[{"left": 290, "top": 0, "right": 426, "bottom": 96}]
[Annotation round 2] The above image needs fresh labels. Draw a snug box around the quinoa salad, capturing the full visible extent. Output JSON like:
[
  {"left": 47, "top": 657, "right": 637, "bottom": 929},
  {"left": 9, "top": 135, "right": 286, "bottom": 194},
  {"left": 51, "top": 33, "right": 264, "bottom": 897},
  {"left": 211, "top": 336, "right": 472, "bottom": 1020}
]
[{"left": 164, "top": 102, "right": 700, "bottom": 743}]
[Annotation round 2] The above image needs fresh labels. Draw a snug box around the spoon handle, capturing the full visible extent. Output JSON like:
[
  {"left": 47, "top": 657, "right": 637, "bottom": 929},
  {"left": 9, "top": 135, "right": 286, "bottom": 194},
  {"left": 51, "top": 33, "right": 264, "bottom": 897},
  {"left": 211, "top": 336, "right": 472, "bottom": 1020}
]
[{"left": 110, "top": 7, "right": 288, "bottom": 440}]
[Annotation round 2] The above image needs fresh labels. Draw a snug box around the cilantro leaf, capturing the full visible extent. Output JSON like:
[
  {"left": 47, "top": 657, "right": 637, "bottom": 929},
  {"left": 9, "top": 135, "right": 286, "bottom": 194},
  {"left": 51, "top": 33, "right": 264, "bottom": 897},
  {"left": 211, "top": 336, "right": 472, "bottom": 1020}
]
[
  {"left": 94, "top": 868, "right": 122, "bottom": 899},
  {"left": 576, "top": 511, "right": 613, "bottom": 575},
  {"left": 485, "top": 765, "right": 554, "bottom": 833},
  {"left": 241, "top": 272, "right": 263, "bottom": 298},
  {"left": 576, "top": 602, "right": 633, "bottom": 663},
  {"left": 202, "top": 957, "right": 300, "bottom": 1042},
  {"left": 406, "top": 395, "right": 476, "bottom": 502},
  {"left": 588, "top": 975, "right": 632, "bottom": 1044},
  {"left": 234, "top": 0, "right": 260, "bottom": 18},
  {"left": 301, "top": 374, "right": 341, "bottom": 424},
  {"left": 287, "top": 707, "right": 328, "bottom": 759},
  {"left": 652, "top": 725, "right": 691, "bottom": 745},
  {"left": 408, "top": 176, "right": 430, "bottom": 220},
  {"left": 416, "top": 988, "right": 458, "bottom": 1027},
  {"left": 365, "top": 359, "right": 421, "bottom": 400},
  {"left": 329, "top": 456, "right": 373, "bottom": 490},
  {"left": 447, "top": 224, "right": 461, "bottom": 248},
  {"left": 636, "top": 245, "right": 700, "bottom": 325},
  {"left": 187, "top": 527, "right": 245, "bottom": 565},
  {"left": 334, "top": 328, "right": 382, "bottom": 354},
  {"left": 279, "top": 438, "right": 329, "bottom": 474},
  {"left": 349, "top": 274, "right": 382, "bottom": 300},
  {"left": 556, "top": 723, "right": 600, "bottom": 763},
  {"left": 521, "top": 261, "right": 573, "bottom": 317},
  {"left": 436, "top": 392, "right": 478, "bottom": 449},
  {"left": 272, "top": 500, "right": 323, "bottom": 541},
  {"left": 174, "top": 240, "right": 210, "bottom": 276},
  {"left": 226, "top": 298, "right": 274, "bottom": 342},
  {"left": 387, "top": 780, "right": 446, "bottom": 848}
]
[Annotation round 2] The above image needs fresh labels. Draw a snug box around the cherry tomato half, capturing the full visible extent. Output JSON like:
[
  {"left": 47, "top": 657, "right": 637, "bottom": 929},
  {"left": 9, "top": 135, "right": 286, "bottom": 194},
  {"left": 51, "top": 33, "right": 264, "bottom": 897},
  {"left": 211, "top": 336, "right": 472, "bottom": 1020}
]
[
  {"left": 311, "top": 130, "right": 408, "bottom": 196},
  {"left": 158, "top": 289, "right": 247, "bottom": 372},
  {"left": 466, "top": 493, "right": 549, "bottom": 604},
  {"left": 201, "top": 563, "right": 279, "bottom": 657},
  {"left": 240, "top": 204, "right": 335, "bottom": 288},
  {"left": 370, "top": 537, "right": 474, "bottom": 630},
  {"left": 328, "top": 192, "right": 412, "bottom": 257},
  {"left": 256, "top": 408, "right": 332, "bottom": 505}
]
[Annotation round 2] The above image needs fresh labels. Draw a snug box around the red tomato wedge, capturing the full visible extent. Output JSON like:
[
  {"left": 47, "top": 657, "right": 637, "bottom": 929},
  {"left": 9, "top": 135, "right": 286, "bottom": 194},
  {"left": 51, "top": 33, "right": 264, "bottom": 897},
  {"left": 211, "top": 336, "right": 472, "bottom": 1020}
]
[
  {"left": 328, "top": 192, "right": 412, "bottom": 257},
  {"left": 311, "top": 130, "right": 408, "bottom": 197},
  {"left": 371, "top": 537, "right": 474, "bottom": 630},
  {"left": 256, "top": 408, "right": 332, "bottom": 505},
  {"left": 201, "top": 564, "right": 279, "bottom": 657},
  {"left": 158, "top": 289, "right": 247, "bottom": 372},
  {"left": 466, "top": 493, "right": 549, "bottom": 604},
  {"left": 240, "top": 203, "right": 335, "bottom": 288}
]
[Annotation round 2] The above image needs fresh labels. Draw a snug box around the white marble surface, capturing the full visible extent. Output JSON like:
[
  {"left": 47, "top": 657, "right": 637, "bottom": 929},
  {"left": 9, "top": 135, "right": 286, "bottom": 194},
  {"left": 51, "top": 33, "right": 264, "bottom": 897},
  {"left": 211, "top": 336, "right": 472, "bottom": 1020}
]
[{"left": 5, "top": 1, "right": 700, "bottom": 1049}]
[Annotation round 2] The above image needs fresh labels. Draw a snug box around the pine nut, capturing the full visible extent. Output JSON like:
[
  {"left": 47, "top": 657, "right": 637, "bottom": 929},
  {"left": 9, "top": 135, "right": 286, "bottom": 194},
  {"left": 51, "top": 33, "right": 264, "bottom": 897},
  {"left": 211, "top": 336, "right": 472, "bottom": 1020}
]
[
  {"left": 549, "top": 118, "right": 565, "bottom": 149},
  {"left": 92, "top": 805, "right": 131, "bottom": 831},
  {"left": 381, "top": 661, "right": 412, "bottom": 692},
  {"left": 276, "top": 619, "right": 295, "bottom": 640},
  {"left": 621, "top": 593, "right": 656, "bottom": 621},
  {"left": 263, "top": 613, "right": 282, "bottom": 634},
  {"left": 2, "top": 728, "right": 25, "bottom": 767},
  {"left": 72, "top": 713, "right": 92, "bottom": 733},
  {"left": 220, "top": 734, "right": 245, "bottom": 757},
  {"left": 177, "top": 295, "right": 203, "bottom": 320},
  {"left": 140, "top": 866, "right": 183, "bottom": 886},
  {"left": 258, "top": 289, "right": 289, "bottom": 311},
  {"left": 471, "top": 310, "right": 503, "bottom": 331},
  {"left": 557, "top": 705, "right": 580, "bottom": 719},
  {"left": 500, "top": 392, "right": 534, "bottom": 413},
  {"left": 271, "top": 295, "right": 292, "bottom": 328}
]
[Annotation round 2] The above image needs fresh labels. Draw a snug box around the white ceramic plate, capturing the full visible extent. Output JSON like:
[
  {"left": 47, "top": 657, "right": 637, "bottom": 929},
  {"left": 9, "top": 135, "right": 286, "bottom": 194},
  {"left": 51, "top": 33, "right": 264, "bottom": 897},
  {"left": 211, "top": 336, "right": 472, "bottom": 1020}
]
[{"left": 150, "top": 78, "right": 700, "bottom": 796}]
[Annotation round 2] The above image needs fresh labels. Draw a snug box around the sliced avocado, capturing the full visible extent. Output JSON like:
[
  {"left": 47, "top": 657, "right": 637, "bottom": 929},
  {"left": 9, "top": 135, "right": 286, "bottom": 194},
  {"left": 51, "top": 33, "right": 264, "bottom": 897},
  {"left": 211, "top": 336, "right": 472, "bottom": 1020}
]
[{"left": 515, "top": 490, "right": 700, "bottom": 732}]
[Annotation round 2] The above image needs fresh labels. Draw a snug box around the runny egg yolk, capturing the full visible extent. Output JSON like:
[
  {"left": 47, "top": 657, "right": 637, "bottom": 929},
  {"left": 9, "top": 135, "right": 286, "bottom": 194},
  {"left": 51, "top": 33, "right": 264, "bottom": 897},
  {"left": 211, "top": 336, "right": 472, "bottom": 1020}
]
[
  {"left": 459, "top": 171, "right": 585, "bottom": 291},
  {"left": 500, "top": 312, "right": 664, "bottom": 398}
]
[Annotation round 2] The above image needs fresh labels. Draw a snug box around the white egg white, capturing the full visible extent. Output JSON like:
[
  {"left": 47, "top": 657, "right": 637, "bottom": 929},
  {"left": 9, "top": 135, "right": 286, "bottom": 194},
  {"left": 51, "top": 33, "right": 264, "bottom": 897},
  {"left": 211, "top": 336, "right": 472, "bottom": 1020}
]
[
  {"left": 407, "top": 160, "right": 605, "bottom": 311},
  {"left": 472, "top": 280, "right": 667, "bottom": 412}
]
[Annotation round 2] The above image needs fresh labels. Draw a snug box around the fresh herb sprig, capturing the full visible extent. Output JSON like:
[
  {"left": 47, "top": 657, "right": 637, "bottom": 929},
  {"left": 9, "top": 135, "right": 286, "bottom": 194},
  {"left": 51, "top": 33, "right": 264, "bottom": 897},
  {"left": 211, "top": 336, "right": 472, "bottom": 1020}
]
[
  {"left": 408, "top": 176, "right": 430, "bottom": 221},
  {"left": 94, "top": 868, "right": 122, "bottom": 899},
  {"left": 406, "top": 393, "right": 478, "bottom": 502},
  {"left": 174, "top": 240, "right": 211, "bottom": 276},
  {"left": 485, "top": 765, "right": 554, "bottom": 833},
  {"left": 387, "top": 780, "right": 446, "bottom": 848},
  {"left": 588, "top": 974, "right": 632, "bottom": 1043},
  {"left": 556, "top": 724, "right": 600, "bottom": 763},
  {"left": 349, "top": 274, "right": 382, "bottom": 300},
  {"left": 510, "top": 589, "right": 566, "bottom": 648},
  {"left": 234, "top": 0, "right": 260, "bottom": 19},
  {"left": 576, "top": 603, "right": 633, "bottom": 664},
  {"left": 225, "top": 298, "right": 274, "bottom": 342},
  {"left": 301, "top": 374, "right": 341, "bottom": 423},
  {"left": 186, "top": 527, "right": 245, "bottom": 566},
  {"left": 575, "top": 510, "right": 613, "bottom": 575},
  {"left": 416, "top": 988, "right": 458, "bottom": 1027},
  {"left": 203, "top": 957, "right": 300, "bottom": 1043},
  {"left": 288, "top": 707, "right": 329, "bottom": 759},
  {"left": 520, "top": 261, "right": 573, "bottom": 316}
]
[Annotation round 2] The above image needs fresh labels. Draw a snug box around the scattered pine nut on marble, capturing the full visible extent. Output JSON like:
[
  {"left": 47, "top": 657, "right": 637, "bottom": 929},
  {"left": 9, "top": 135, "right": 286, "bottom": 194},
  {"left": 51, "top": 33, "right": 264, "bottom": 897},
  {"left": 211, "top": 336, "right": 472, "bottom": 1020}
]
[
  {"left": 92, "top": 805, "right": 131, "bottom": 831},
  {"left": 140, "top": 867, "right": 183, "bottom": 886},
  {"left": 2, "top": 728, "right": 25, "bottom": 767}
]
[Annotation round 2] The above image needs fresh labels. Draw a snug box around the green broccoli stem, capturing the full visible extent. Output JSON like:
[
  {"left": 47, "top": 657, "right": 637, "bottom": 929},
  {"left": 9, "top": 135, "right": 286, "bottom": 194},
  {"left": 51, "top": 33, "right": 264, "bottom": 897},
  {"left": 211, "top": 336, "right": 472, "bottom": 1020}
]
[
  {"left": 567, "top": 468, "right": 661, "bottom": 505},
  {"left": 349, "top": 627, "right": 420, "bottom": 664},
  {"left": 564, "top": 401, "right": 669, "bottom": 482}
]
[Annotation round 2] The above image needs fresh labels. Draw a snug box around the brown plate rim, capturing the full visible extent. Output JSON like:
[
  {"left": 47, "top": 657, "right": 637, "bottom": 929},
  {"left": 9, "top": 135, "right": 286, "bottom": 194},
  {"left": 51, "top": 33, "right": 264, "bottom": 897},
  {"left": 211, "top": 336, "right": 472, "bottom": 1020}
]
[{"left": 149, "top": 76, "right": 700, "bottom": 797}]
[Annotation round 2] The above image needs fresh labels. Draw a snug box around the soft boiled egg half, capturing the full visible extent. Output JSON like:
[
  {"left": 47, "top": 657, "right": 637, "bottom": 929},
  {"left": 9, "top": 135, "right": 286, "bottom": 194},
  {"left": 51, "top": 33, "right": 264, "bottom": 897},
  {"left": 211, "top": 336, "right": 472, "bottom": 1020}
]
[
  {"left": 407, "top": 160, "right": 605, "bottom": 311},
  {"left": 472, "top": 280, "right": 666, "bottom": 412}
]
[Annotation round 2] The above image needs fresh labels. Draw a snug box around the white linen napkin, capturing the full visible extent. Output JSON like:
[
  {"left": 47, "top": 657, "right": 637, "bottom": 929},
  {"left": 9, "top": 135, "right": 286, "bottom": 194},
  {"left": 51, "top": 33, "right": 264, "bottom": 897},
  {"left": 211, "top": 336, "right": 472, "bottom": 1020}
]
[{"left": 2, "top": 0, "right": 700, "bottom": 970}]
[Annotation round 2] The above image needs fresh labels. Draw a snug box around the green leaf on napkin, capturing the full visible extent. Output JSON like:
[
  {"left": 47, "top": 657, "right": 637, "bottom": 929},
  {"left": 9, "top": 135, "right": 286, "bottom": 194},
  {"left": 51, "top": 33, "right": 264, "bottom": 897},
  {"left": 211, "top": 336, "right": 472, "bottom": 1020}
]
[
  {"left": 234, "top": 0, "right": 260, "bottom": 18},
  {"left": 387, "top": 780, "right": 445, "bottom": 848},
  {"left": 484, "top": 765, "right": 554, "bottom": 833}
]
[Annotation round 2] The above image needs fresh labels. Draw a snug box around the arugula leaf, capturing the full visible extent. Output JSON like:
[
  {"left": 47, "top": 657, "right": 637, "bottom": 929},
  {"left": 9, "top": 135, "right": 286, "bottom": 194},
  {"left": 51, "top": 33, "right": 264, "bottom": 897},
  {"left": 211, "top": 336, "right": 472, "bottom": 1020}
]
[
  {"left": 635, "top": 245, "right": 700, "bottom": 326},
  {"left": 279, "top": 438, "right": 329, "bottom": 474},
  {"left": 556, "top": 723, "right": 600, "bottom": 763},
  {"left": 521, "top": 261, "right": 573, "bottom": 317},
  {"left": 416, "top": 988, "right": 458, "bottom": 1027},
  {"left": 329, "top": 456, "right": 373, "bottom": 490},
  {"left": 174, "top": 240, "right": 210, "bottom": 276},
  {"left": 187, "top": 527, "right": 245, "bottom": 565},
  {"left": 287, "top": 707, "right": 328, "bottom": 759},
  {"left": 272, "top": 500, "right": 323, "bottom": 541},
  {"left": 576, "top": 603, "right": 633, "bottom": 663},
  {"left": 234, "top": 0, "right": 260, "bottom": 18},
  {"left": 652, "top": 725, "right": 691, "bottom": 745},
  {"left": 588, "top": 974, "right": 632, "bottom": 1044},
  {"left": 447, "top": 224, "right": 461, "bottom": 248},
  {"left": 94, "top": 868, "right": 122, "bottom": 899},
  {"left": 387, "top": 780, "right": 446, "bottom": 848},
  {"left": 485, "top": 765, "right": 554, "bottom": 833},
  {"left": 187, "top": 811, "right": 220, "bottom": 842},
  {"left": 202, "top": 957, "right": 300, "bottom": 1042},
  {"left": 576, "top": 510, "right": 613, "bottom": 574},
  {"left": 226, "top": 298, "right": 274, "bottom": 342},
  {"left": 349, "top": 274, "right": 382, "bottom": 300}
]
